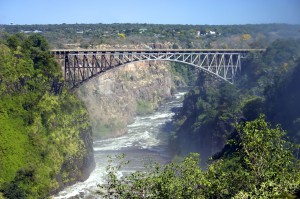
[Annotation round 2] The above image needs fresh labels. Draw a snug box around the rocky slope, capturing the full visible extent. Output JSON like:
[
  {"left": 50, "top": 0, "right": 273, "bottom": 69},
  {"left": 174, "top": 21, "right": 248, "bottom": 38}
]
[{"left": 76, "top": 60, "right": 175, "bottom": 139}]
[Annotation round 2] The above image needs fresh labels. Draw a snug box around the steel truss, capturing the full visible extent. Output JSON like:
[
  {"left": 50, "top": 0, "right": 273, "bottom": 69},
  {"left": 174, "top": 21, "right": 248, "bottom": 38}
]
[{"left": 55, "top": 50, "right": 244, "bottom": 88}]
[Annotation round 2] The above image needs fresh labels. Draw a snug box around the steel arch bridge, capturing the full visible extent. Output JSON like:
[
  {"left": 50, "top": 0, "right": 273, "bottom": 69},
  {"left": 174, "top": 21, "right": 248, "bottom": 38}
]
[{"left": 51, "top": 49, "right": 265, "bottom": 89}]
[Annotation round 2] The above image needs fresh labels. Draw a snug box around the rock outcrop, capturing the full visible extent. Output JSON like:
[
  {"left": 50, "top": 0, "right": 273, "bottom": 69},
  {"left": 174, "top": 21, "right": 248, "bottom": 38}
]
[{"left": 76, "top": 60, "right": 175, "bottom": 139}]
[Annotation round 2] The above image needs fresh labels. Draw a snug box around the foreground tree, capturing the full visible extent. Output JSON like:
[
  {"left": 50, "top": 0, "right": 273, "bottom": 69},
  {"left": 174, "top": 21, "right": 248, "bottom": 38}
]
[
  {"left": 206, "top": 115, "right": 300, "bottom": 198},
  {"left": 98, "top": 153, "right": 208, "bottom": 199},
  {"left": 99, "top": 116, "right": 300, "bottom": 198}
]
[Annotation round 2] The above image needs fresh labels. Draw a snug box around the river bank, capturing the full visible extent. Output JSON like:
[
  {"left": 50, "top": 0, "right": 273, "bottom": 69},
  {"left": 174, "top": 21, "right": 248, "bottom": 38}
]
[{"left": 53, "top": 91, "right": 186, "bottom": 199}]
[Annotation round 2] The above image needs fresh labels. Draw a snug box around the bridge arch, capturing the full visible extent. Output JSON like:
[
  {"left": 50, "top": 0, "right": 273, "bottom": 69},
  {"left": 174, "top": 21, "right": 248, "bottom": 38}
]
[
  {"left": 52, "top": 49, "right": 265, "bottom": 89},
  {"left": 121, "top": 58, "right": 238, "bottom": 84}
]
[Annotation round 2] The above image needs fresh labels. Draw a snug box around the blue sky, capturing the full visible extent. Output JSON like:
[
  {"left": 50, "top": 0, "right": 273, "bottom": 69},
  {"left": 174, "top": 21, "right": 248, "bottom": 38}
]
[{"left": 0, "top": 0, "right": 299, "bottom": 25}]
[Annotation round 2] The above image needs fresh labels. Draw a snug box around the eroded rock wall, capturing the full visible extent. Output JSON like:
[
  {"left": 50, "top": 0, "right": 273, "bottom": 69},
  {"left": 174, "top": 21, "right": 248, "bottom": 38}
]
[{"left": 76, "top": 61, "right": 175, "bottom": 139}]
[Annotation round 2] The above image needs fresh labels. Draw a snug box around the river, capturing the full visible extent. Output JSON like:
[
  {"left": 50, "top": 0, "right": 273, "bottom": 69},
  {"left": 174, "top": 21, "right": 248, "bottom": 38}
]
[{"left": 53, "top": 91, "right": 186, "bottom": 199}]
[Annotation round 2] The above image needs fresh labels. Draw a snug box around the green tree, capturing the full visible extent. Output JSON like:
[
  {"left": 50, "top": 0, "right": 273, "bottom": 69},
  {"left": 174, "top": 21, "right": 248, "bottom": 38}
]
[
  {"left": 6, "top": 34, "right": 23, "bottom": 50},
  {"left": 206, "top": 115, "right": 300, "bottom": 198},
  {"left": 264, "top": 59, "right": 300, "bottom": 143},
  {"left": 99, "top": 153, "right": 208, "bottom": 199},
  {"left": 98, "top": 116, "right": 299, "bottom": 198},
  {"left": 242, "top": 97, "right": 264, "bottom": 121}
]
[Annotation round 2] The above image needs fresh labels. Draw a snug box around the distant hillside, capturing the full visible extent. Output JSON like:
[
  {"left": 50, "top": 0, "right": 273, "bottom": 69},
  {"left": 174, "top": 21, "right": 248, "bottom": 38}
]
[{"left": 1, "top": 23, "right": 299, "bottom": 49}]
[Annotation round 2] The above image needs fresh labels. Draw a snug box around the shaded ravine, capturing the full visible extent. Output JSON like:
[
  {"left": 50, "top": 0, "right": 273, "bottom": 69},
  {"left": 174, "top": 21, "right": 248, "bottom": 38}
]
[{"left": 53, "top": 91, "right": 186, "bottom": 199}]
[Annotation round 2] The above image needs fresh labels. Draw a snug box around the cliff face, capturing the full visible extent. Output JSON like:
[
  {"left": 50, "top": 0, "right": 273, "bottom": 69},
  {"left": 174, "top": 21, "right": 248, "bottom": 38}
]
[
  {"left": 55, "top": 127, "right": 95, "bottom": 194},
  {"left": 0, "top": 35, "right": 95, "bottom": 198},
  {"left": 76, "top": 61, "right": 174, "bottom": 139}
]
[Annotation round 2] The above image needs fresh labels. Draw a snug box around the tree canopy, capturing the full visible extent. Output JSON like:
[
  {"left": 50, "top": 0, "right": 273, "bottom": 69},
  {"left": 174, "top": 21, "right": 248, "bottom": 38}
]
[
  {"left": 0, "top": 34, "right": 94, "bottom": 198},
  {"left": 99, "top": 116, "right": 300, "bottom": 198}
]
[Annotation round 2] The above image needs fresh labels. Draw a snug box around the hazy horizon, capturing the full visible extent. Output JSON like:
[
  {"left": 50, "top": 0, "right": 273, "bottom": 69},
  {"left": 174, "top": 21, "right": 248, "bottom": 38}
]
[
  {"left": 2, "top": 22, "right": 300, "bottom": 26},
  {"left": 1, "top": 0, "right": 299, "bottom": 25}
]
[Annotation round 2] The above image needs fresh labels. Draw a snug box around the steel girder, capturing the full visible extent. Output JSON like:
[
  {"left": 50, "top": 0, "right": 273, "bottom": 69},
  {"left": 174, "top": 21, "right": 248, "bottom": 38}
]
[{"left": 60, "top": 51, "right": 242, "bottom": 89}]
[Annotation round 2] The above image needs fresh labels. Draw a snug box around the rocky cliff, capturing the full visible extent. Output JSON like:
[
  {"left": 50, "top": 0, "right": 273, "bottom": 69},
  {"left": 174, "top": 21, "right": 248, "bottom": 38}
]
[{"left": 76, "top": 60, "right": 175, "bottom": 139}]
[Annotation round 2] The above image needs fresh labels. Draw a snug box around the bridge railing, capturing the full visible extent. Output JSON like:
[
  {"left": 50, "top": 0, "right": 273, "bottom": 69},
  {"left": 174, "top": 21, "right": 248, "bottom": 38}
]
[{"left": 51, "top": 48, "right": 266, "bottom": 54}]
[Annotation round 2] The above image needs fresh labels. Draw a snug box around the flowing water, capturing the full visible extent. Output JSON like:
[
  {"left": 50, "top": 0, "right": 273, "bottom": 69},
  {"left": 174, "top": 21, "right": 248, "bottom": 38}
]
[{"left": 53, "top": 91, "right": 186, "bottom": 199}]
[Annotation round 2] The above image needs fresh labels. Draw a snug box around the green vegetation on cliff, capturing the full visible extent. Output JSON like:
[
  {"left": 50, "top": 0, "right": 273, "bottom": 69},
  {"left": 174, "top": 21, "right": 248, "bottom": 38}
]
[
  {"left": 169, "top": 62, "right": 198, "bottom": 87},
  {"left": 170, "top": 39, "right": 300, "bottom": 166},
  {"left": 96, "top": 38, "right": 300, "bottom": 199},
  {"left": 99, "top": 116, "right": 300, "bottom": 198},
  {"left": 0, "top": 34, "right": 94, "bottom": 198},
  {"left": 136, "top": 100, "right": 154, "bottom": 115}
]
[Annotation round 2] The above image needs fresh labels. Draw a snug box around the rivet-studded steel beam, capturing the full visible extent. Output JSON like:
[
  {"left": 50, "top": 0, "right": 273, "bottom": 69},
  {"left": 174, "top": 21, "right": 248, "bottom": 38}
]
[{"left": 51, "top": 49, "right": 265, "bottom": 89}]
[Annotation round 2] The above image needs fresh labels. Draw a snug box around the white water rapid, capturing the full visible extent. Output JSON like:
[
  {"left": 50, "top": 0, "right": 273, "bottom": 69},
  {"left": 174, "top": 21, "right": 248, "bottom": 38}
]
[{"left": 53, "top": 91, "right": 186, "bottom": 199}]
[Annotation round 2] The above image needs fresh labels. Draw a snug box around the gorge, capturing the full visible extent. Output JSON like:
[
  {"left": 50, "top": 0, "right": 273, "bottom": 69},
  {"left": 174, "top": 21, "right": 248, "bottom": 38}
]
[
  {"left": 54, "top": 89, "right": 187, "bottom": 198},
  {"left": 75, "top": 60, "right": 176, "bottom": 139},
  {"left": 54, "top": 57, "right": 190, "bottom": 198},
  {"left": 1, "top": 23, "right": 300, "bottom": 198}
]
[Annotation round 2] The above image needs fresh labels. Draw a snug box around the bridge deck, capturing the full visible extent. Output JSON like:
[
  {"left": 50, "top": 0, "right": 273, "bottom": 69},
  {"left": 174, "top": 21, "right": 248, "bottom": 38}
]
[{"left": 51, "top": 48, "right": 266, "bottom": 54}]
